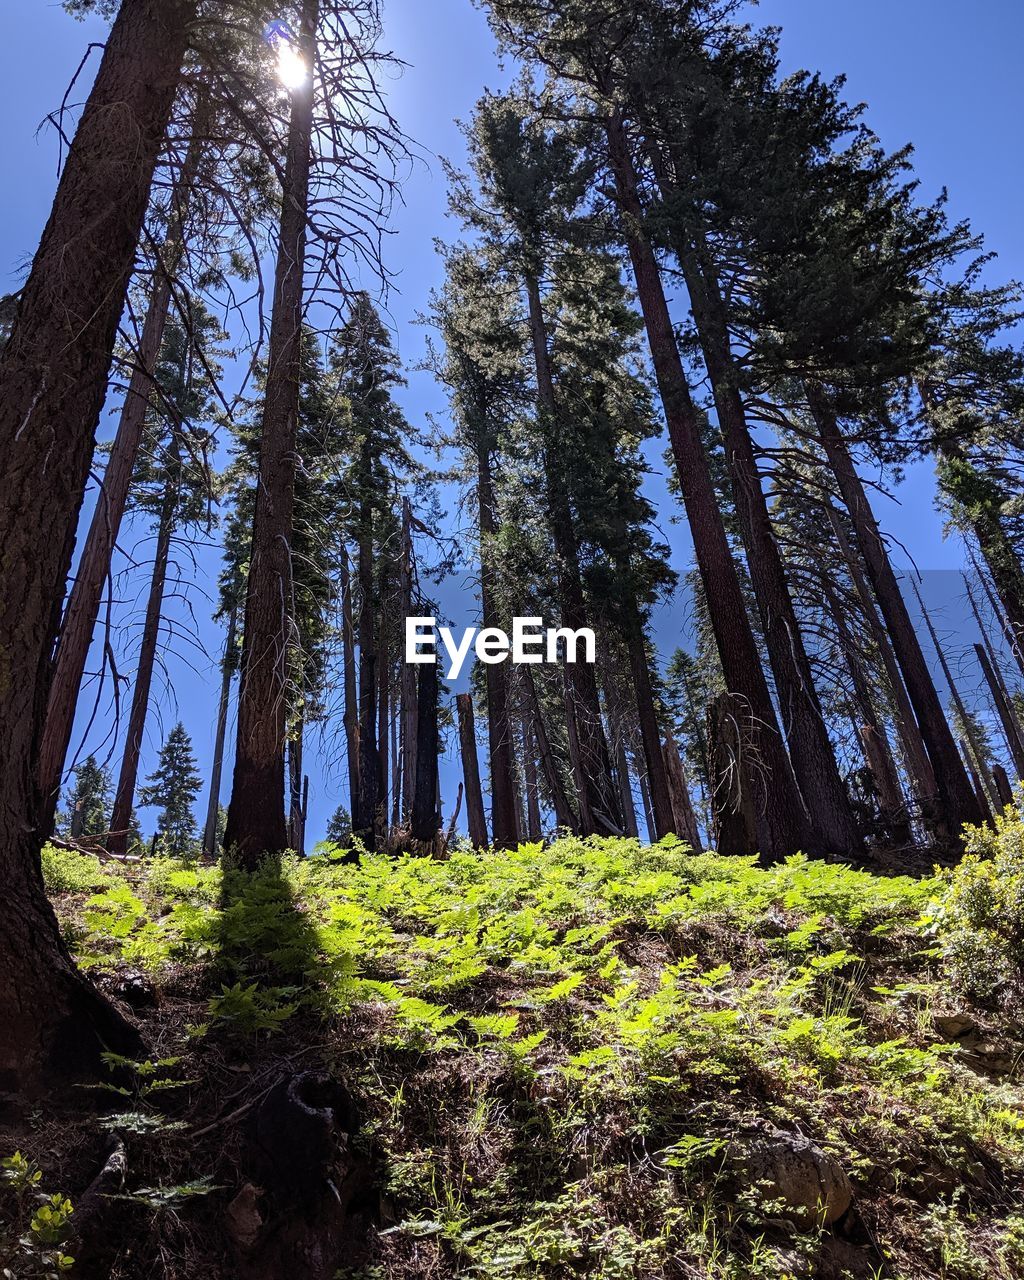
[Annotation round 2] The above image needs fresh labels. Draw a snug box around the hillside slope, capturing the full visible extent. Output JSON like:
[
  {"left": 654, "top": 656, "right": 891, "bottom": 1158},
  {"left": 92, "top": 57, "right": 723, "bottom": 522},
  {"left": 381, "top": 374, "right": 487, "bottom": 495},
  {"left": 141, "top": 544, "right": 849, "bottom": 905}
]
[{"left": 3, "top": 822, "right": 1024, "bottom": 1279}]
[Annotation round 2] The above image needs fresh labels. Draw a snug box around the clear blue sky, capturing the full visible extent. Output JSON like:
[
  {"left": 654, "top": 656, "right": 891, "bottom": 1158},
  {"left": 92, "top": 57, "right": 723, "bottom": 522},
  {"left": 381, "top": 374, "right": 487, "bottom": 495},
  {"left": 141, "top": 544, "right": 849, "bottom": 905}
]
[{"left": 2, "top": 1, "right": 1021, "bottom": 841}]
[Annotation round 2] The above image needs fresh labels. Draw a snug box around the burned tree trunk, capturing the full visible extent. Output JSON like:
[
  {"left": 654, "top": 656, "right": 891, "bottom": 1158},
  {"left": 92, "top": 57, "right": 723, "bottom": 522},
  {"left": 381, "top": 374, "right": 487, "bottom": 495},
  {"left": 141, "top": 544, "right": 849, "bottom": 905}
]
[
  {"left": 663, "top": 731, "right": 702, "bottom": 851},
  {"left": 456, "top": 693, "right": 488, "bottom": 848},
  {"left": 225, "top": 0, "right": 318, "bottom": 864},
  {"left": 339, "top": 550, "right": 360, "bottom": 825}
]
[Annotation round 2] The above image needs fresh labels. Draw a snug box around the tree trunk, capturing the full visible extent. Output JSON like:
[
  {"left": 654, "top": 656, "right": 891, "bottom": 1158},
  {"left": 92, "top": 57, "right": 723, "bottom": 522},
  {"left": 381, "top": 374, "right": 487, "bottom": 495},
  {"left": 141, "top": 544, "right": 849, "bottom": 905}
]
[
  {"left": 525, "top": 670, "right": 577, "bottom": 832},
  {"left": 399, "top": 499, "right": 417, "bottom": 821},
  {"left": 0, "top": 0, "right": 193, "bottom": 1094},
  {"left": 476, "top": 447, "right": 518, "bottom": 846},
  {"left": 992, "top": 763, "right": 1014, "bottom": 808},
  {"left": 524, "top": 270, "right": 621, "bottom": 836},
  {"left": 662, "top": 731, "right": 702, "bottom": 851},
  {"left": 353, "top": 502, "right": 379, "bottom": 848},
  {"left": 808, "top": 386, "right": 985, "bottom": 836},
  {"left": 457, "top": 693, "right": 488, "bottom": 848},
  {"left": 621, "top": 601, "right": 674, "bottom": 837},
  {"left": 522, "top": 716, "right": 543, "bottom": 841},
  {"left": 108, "top": 476, "right": 177, "bottom": 856},
  {"left": 910, "top": 576, "right": 996, "bottom": 816},
  {"left": 340, "top": 549, "right": 360, "bottom": 823},
  {"left": 202, "top": 605, "right": 236, "bottom": 859},
  {"left": 411, "top": 664, "right": 440, "bottom": 844},
  {"left": 670, "top": 232, "right": 859, "bottom": 858},
  {"left": 706, "top": 692, "right": 760, "bottom": 857},
  {"left": 826, "top": 504, "right": 939, "bottom": 823},
  {"left": 377, "top": 621, "right": 390, "bottom": 836},
  {"left": 969, "top": 544, "right": 1024, "bottom": 680},
  {"left": 287, "top": 724, "right": 305, "bottom": 855},
  {"left": 604, "top": 108, "right": 810, "bottom": 862},
  {"left": 974, "top": 643, "right": 1024, "bottom": 781},
  {"left": 37, "top": 96, "right": 210, "bottom": 834},
  {"left": 638, "top": 765, "right": 656, "bottom": 844},
  {"left": 224, "top": 0, "right": 318, "bottom": 864}
]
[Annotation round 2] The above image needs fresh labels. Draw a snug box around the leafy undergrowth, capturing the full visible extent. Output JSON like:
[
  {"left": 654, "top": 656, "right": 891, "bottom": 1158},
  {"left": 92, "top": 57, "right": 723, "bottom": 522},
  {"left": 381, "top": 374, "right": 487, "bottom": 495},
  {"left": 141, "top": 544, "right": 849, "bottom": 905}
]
[{"left": 5, "top": 818, "right": 1024, "bottom": 1279}]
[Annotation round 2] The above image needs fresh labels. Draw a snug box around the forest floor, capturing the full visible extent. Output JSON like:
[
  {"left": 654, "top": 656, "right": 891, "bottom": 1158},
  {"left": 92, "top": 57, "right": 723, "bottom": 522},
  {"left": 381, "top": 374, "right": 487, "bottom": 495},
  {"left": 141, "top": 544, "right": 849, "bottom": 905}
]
[{"left": 3, "top": 825, "right": 1024, "bottom": 1280}]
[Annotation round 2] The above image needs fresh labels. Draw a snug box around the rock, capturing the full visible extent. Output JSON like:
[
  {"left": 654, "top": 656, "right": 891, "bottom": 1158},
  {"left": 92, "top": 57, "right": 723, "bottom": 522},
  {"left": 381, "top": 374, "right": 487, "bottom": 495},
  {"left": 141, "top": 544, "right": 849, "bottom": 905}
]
[
  {"left": 933, "top": 1013, "right": 976, "bottom": 1042},
  {"left": 739, "top": 1128, "right": 852, "bottom": 1227},
  {"left": 226, "top": 1183, "right": 264, "bottom": 1250}
]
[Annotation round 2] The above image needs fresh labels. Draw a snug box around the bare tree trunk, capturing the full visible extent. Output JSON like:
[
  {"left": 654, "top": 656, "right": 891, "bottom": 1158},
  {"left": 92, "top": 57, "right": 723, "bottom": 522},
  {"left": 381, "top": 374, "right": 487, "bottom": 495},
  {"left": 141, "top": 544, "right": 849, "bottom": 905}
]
[
  {"left": 340, "top": 549, "right": 360, "bottom": 823},
  {"left": 808, "top": 387, "right": 984, "bottom": 836},
  {"left": 910, "top": 578, "right": 996, "bottom": 816},
  {"left": 202, "top": 606, "right": 236, "bottom": 859},
  {"left": 399, "top": 499, "right": 417, "bottom": 821},
  {"left": 706, "top": 692, "right": 761, "bottom": 857},
  {"left": 966, "top": 577, "right": 1024, "bottom": 778},
  {"left": 663, "top": 731, "right": 702, "bottom": 851},
  {"left": 353, "top": 506, "right": 379, "bottom": 848},
  {"left": 992, "top": 763, "right": 1014, "bottom": 808},
  {"left": 287, "top": 724, "right": 305, "bottom": 855},
  {"left": 225, "top": 0, "right": 318, "bottom": 864},
  {"left": 525, "top": 270, "right": 621, "bottom": 835},
  {"left": 377, "top": 623, "right": 390, "bottom": 837},
  {"left": 457, "top": 694, "right": 488, "bottom": 848},
  {"left": 969, "top": 544, "right": 1024, "bottom": 680},
  {"left": 411, "top": 664, "right": 440, "bottom": 844},
  {"left": 0, "top": 0, "right": 193, "bottom": 1093},
  {"left": 826, "top": 505, "right": 938, "bottom": 822},
  {"left": 638, "top": 766, "right": 656, "bottom": 844},
  {"left": 37, "top": 96, "right": 210, "bottom": 834},
  {"left": 108, "top": 476, "right": 177, "bottom": 856},
  {"left": 604, "top": 108, "right": 810, "bottom": 862}
]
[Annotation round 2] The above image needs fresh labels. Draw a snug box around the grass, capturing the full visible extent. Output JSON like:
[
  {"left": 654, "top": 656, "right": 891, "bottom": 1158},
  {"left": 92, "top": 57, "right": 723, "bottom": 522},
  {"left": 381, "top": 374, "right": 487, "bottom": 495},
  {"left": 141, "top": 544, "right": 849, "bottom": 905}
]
[{"left": 5, "top": 823, "right": 1024, "bottom": 1278}]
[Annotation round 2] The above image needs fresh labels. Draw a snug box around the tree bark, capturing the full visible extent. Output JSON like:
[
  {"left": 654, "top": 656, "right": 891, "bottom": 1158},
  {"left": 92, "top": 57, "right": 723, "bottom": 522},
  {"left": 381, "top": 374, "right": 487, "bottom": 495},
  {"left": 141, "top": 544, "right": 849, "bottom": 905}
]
[
  {"left": 476, "top": 447, "right": 518, "bottom": 847},
  {"left": 910, "top": 576, "right": 996, "bottom": 816},
  {"left": 662, "top": 730, "right": 702, "bottom": 851},
  {"left": 411, "top": 664, "right": 440, "bottom": 844},
  {"left": 621, "top": 601, "right": 674, "bottom": 837},
  {"left": 974, "top": 643, "right": 1024, "bottom": 781},
  {"left": 706, "top": 692, "right": 760, "bottom": 857},
  {"left": 0, "top": 0, "right": 192, "bottom": 1095},
  {"left": 457, "top": 693, "right": 488, "bottom": 848},
  {"left": 522, "top": 715, "right": 543, "bottom": 841},
  {"left": 670, "top": 233, "right": 860, "bottom": 858},
  {"left": 808, "top": 387, "right": 985, "bottom": 836},
  {"left": 108, "top": 466, "right": 177, "bottom": 856},
  {"left": 339, "top": 549, "right": 360, "bottom": 824},
  {"left": 525, "top": 670, "right": 577, "bottom": 832},
  {"left": 826, "top": 505, "right": 939, "bottom": 824},
  {"left": 604, "top": 108, "right": 811, "bottom": 862},
  {"left": 524, "top": 270, "right": 621, "bottom": 836},
  {"left": 399, "top": 499, "right": 417, "bottom": 821},
  {"left": 37, "top": 96, "right": 209, "bottom": 834},
  {"left": 202, "top": 606, "right": 236, "bottom": 859},
  {"left": 353, "top": 499, "right": 379, "bottom": 848},
  {"left": 225, "top": 0, "right": 318, "bottom": 864}
]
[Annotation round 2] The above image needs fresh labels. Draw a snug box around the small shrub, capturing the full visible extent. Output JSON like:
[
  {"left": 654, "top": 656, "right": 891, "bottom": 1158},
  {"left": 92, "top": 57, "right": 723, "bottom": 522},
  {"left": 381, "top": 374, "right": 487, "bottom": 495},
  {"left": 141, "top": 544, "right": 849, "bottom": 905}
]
[{"left": 40, "top": 844, "right": 109, "bottom": 895}]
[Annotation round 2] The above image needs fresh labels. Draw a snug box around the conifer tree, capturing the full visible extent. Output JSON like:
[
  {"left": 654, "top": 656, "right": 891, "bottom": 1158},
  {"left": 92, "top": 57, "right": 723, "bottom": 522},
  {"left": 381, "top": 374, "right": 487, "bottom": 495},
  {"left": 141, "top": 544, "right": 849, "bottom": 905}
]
[
  {"left": 64, "top": 755, "right": 113, "bottom": 843},
  {"left": 139, "top": 723, "right": 202, "bottom": 859}
]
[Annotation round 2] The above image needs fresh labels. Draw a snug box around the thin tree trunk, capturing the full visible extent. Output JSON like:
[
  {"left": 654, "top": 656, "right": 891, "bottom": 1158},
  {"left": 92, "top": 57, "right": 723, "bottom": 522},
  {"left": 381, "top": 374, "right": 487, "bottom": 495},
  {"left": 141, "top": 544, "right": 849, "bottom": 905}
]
[
  {"left": 353, "top": 503, "right": 379, "bottom": 847},
  {"left": 109, "top": 476, "right": 177, "bottom": 855},
  {"left": 202, "top": 605, "right": 236, "bottom": 859},
  {"left": 287, "top": 723, "right": 305, "bottom": 854},
  {"left": 522, "top": 715, "right": 543, "bottom": 842},
  {"left": 992, "top": 763, "right": 1014, "bottom": 808},
  {"left": 377, "top": 621, "right": 389, "bottom": 836},
  {"left": 638, "top": 765, "right": 656, "bottom": 845},
  {"left": 966, "top": 577, "right": 1024, "bottom": 778},
  {"left": 476, "top": 450, "right": 518, "bottom": 846},
  {"left": 604, "top": 108, "right": 811, "bottom": 862},
  {"left": 911, "top": 578, "right": 996, "bottom": 815},
  {"left": 524, "top": 270, "right": 621, "bottom": 835},
  {"left": 399, "top": 498, "right": 417, "bottom": 821},
  {"left": 38, "top": 95, "right": 210, "bottom": 833},
  {"left": 340, "top": 549, "right": 360, "bottom": 823},
  {"left": 808, "top": 386, "right": 984, "bottom": 836},
  {"left": 411, "top": 663, "right": 440, "bottom": 844},
  {"left": 225, "top": 0, "right": 318, "bottom": 864},
  {"left": 826, "top": 505, "right": 938, "bottom": 821},
  {"left": 0, "top": 0, "right": 193, "bottom": 1092},
  {"left": 706, "top": 692, "right": 760, "bottom": 857},
  {"left": 621, "top": 602, "right": 674, "bottom": 837},
  {"left": 969, "top": 543, "right": 1024, "bottom": 680},
  {"left": 457, "top": 693, "right": 488, "bottom": 848}
]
